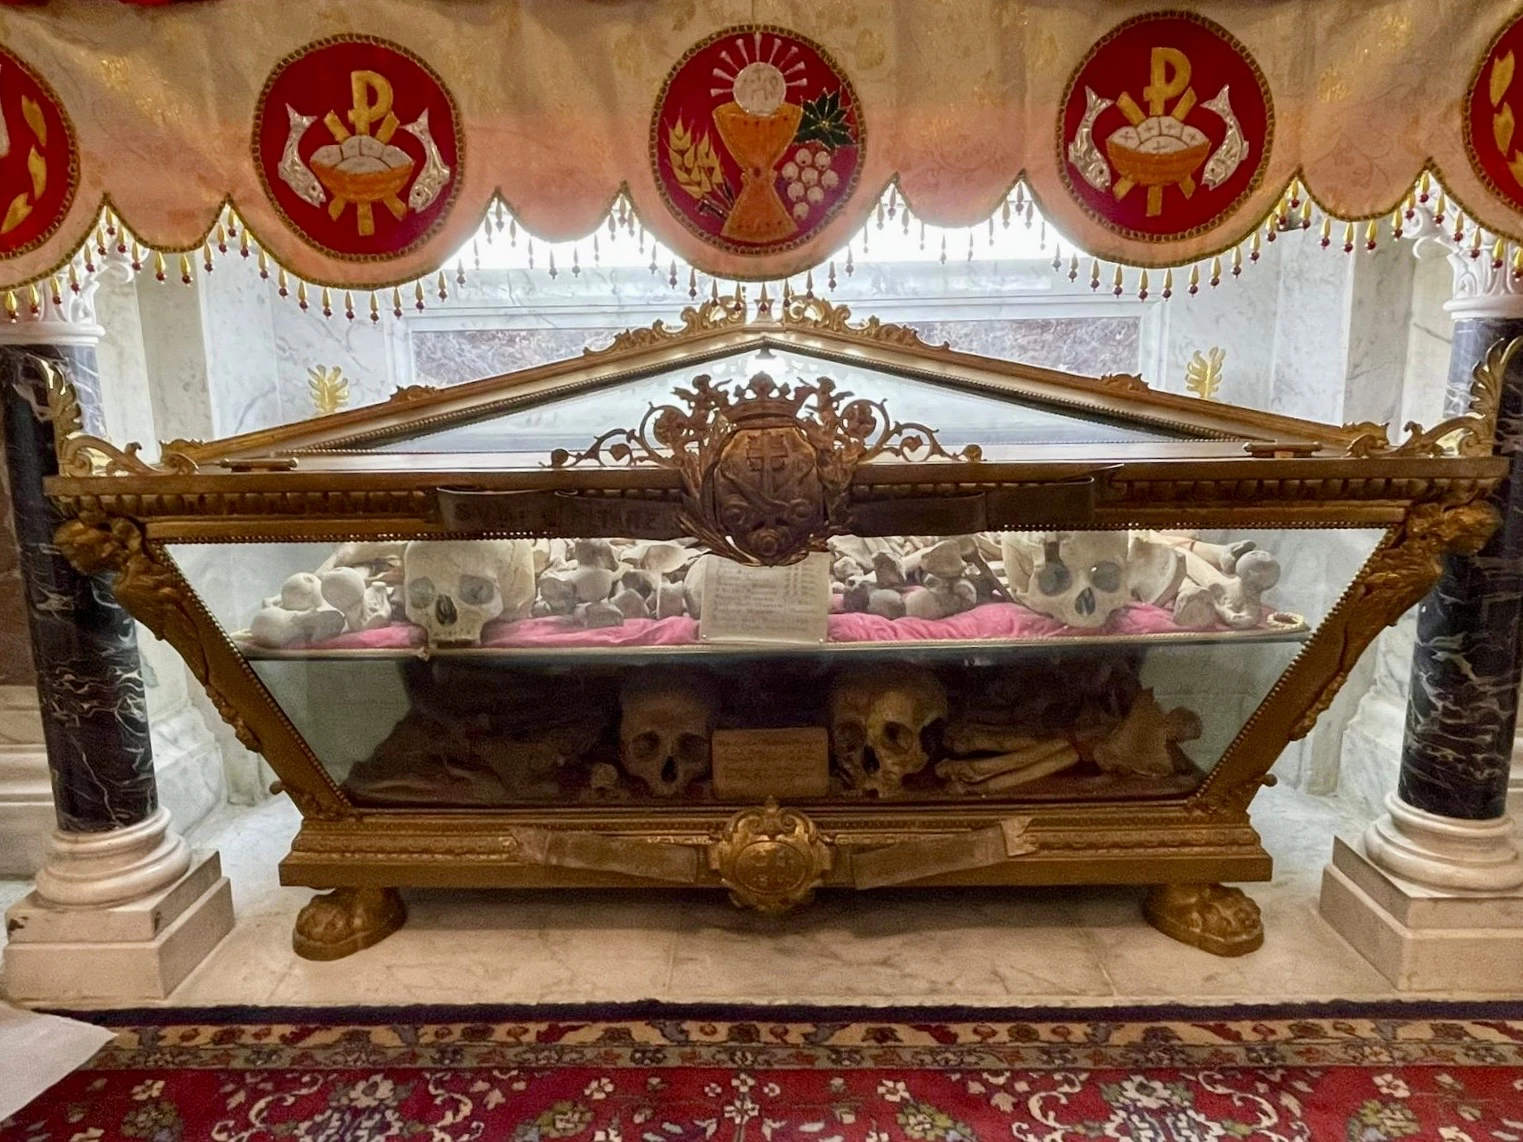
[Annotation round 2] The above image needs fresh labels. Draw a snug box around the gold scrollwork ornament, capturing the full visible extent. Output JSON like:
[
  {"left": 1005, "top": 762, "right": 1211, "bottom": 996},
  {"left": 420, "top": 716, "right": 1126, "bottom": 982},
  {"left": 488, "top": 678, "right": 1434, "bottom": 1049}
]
[
  {"left": 553, "top": 368, "right": 981, "bottom": 564},
  {"left": 710, "top": 799, "right": 832, "bottom": 914}
]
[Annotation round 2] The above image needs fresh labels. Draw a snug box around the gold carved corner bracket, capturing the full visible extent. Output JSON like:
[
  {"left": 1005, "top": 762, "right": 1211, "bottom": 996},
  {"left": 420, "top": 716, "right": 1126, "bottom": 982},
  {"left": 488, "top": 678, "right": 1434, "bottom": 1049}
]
[
  {"left": 1289, "top": 498, "right": 1500, "bottom": 740},
  {"left": 709, "top": 800, "right": 832, "bottom": 915},
  {"left": 52, "top": 510, "right": 352, "bottom": 821},
  {"left": 15, "top": 355, "right": 197, "bottom": 475},
  {"left": 52, "top": 512, "right": 260, "bottom": 750},
  {"left": 550, "top": 367, "right": 981, "bottom": 564},
  {"left": 1343, "top": 336, "right": 1520, "bottom": 459}
]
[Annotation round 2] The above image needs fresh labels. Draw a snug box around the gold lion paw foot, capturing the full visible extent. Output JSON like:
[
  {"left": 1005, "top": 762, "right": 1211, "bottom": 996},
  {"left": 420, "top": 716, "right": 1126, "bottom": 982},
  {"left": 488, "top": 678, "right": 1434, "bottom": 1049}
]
[
  {"left": 292, "top": 886, "right": 406, "bottom": 961},
  {"left": 1142, "top": 882, "right": 1263, "bottom": 957}
]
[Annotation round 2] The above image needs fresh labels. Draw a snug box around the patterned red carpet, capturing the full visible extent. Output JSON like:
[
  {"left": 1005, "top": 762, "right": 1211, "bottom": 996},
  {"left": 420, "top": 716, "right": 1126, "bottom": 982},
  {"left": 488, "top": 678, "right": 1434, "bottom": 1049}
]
[{"left": 5, "top": 1002, "right": 1523, "bottom": 1141}]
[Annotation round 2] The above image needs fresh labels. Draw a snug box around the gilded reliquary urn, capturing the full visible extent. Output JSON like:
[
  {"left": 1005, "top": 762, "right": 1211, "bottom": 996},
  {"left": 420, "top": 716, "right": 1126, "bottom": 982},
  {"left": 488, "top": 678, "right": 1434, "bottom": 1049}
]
[{"left": 42, "top": 297, "right": 1506, "bottom": 960}]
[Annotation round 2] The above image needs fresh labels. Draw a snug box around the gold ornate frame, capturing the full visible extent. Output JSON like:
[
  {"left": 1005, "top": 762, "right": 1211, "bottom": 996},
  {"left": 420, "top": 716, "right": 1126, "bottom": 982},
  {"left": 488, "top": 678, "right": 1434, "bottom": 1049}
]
[{"left": 38, "top": 297, "right": 1509, "bottom": 955}]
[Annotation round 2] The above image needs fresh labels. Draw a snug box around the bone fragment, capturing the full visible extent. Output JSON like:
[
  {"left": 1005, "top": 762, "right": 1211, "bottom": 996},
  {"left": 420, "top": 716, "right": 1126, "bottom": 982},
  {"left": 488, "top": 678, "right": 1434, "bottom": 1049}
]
[
  {"left": 539, "top": 574, "right": 578, "bottom": 615},
  {"left": 873, "top": 550, "right": 906, "bottom": 589},
  {"left": 1127, "top": 534, "right": 1187, "bottom": 606},
  {"left": 611, "top": 587, "right": 649, "bottom": 619},
  {"left": 1171, "top": 581, "right": 1218, "bottom": 629},
  {"left": 579, "top": 600, "right": 624, "bottom": 628},
  {"left": 280, "top": 571, "right": 325, "bottom": 611},
  {"left": 656, "top": 580, "right": 687, "bottom": 618},
  {"left": 574, "top": 538, "right": 620, "bottom": 571},
  {"left": 904, "top": 585, "right": 948, "bottom": 620},
  {"left": 569, "top": 566, "right": 615, "bottom": 603},
  {"left": 921, "top": 539, "right": 969, "bottom": 580}
]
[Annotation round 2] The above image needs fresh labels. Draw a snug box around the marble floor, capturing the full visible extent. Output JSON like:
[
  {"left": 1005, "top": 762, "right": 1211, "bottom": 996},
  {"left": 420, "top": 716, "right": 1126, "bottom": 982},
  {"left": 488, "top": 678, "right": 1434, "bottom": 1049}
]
[{"left": 0, "top": 784, "right": 1511, "bottom": 1008}]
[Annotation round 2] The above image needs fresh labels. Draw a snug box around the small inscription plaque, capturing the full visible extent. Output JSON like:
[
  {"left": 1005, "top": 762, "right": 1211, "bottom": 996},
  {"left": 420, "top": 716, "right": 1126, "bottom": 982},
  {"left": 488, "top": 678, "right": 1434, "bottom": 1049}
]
[
  {"left": 699, "top": 553, "right": 831, "bottom": 645},
  {"left": 712, "top": 727, "right": 831, "bottom": 801}
]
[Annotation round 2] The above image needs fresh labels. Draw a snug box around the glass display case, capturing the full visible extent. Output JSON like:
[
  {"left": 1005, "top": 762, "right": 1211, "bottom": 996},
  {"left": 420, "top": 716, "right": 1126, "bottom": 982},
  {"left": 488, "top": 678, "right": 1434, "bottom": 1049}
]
[{"left": 44, "top": 296, "right": 1504, "bottom": 961}]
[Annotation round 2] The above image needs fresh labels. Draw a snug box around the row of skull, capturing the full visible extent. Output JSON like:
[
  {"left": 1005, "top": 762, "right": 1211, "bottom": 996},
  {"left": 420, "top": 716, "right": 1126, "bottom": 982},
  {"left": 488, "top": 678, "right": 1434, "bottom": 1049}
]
[
  {"left": 246, "top": 530, "right": 1282, "bottom": 649},
  {"left": 619, "top": 663, "right": 1198, "bottom": 800}
]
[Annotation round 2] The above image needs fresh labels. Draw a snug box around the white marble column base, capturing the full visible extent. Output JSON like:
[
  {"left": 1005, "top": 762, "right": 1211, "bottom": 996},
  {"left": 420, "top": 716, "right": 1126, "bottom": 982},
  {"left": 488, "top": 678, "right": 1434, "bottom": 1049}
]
[
  {"left": 33, "top": 805, "right": 191, "bottom": 907},
  {"left": 4, "top": 850, "right": 233, "bottom": 1002},
  {"left": 1364, "top": 791, "right": 1523, "bottom": 891},
  {"left": 1320, "top": 836, "right": 1523, "bottom": 991},
  {"left": 0, "top": 686, "right": 51, "bottom": 877}
]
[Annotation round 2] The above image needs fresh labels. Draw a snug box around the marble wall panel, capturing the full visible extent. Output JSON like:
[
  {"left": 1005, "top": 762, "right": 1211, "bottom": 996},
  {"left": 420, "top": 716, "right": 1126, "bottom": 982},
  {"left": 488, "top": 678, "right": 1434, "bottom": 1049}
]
[
  {"left": 134, "top": 278, "right": 218, "bottom": 447},
  {"left": 1155, "top": 240, "right": 1285, "bottom": 410},
  {"left": 270, "top": 285, "right": 405, "bottom": 416},
  {"left": 901, "top": 318, "right": 1138, "bottom": 375},
  {"left": 413, "top": 328, "right": 615, "bottom": 385},
  {"left": 411, "top": 319, "right": 1139, "bottom": 390}
]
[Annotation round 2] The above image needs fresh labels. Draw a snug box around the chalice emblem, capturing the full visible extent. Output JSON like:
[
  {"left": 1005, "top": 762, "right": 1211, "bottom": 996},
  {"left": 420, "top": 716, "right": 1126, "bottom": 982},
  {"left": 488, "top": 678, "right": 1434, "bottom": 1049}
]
[{"left": 658, "top": 28, "right": 861, "bottom": 253}]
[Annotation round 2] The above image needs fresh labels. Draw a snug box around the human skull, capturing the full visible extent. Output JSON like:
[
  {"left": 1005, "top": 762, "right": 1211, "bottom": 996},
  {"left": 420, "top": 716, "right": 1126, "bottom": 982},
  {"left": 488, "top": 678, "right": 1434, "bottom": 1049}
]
[
  {"left": 1002, "top": 531, "right": 1130, "bottom": 629},
  {"left": 828, "top": 666, "right": 947, "bottom": 797},
  {"left": 618, "top": 671, "right": 718, "bottom": 797},
  {"left": 403, "top": 540, "right": 536, "bottom": 646}
]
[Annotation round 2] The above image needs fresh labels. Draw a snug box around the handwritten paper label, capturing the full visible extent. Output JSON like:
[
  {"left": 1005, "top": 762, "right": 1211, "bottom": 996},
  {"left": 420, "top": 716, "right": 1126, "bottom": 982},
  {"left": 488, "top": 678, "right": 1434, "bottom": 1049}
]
[
  {"left": 712, "top": 727, "right": 831, "bottom": 801},
  {"left": 699, "top": 552, "right": 831, "bottom": 645}
]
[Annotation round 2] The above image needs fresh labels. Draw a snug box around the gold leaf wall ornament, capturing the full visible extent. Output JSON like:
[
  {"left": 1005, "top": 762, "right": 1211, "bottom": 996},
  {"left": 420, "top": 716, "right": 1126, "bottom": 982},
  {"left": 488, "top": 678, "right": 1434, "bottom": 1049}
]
[
  {"left": 1185, "top": 346, "right": 1225, "bottom": 400},
  {"left": 1342, "top": 336, "right": 1519, "bottom": 459},
  {"left": 307, "top": 365, "right": 350, "bottom": 415}
]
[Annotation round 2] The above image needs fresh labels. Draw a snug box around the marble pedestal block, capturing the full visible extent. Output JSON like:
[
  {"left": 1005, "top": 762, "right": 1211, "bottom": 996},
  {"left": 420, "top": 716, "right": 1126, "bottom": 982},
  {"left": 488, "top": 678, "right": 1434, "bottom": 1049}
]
[
  {"left": 1320, "top": 836, "right": 1523, "bottom": 990},
  {"left": 4, "top": 850, "right": 234, "bottom": 1002},
  {"left": 0, "top": 685, "right": 50, "bottom": 875}
]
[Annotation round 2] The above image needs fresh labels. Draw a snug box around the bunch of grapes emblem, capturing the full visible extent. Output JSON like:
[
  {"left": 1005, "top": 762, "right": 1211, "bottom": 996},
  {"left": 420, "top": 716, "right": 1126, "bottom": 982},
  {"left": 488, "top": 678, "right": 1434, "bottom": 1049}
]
[{"left": 781, "top": 90, "right": 851, "bottom": 224}]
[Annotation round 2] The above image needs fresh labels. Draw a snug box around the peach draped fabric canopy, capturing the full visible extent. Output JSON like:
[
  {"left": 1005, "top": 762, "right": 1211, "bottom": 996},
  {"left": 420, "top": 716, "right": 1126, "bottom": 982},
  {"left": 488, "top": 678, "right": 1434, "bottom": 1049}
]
[{"left": 0, "top": 0, "right": 1518, "bottom": 289}]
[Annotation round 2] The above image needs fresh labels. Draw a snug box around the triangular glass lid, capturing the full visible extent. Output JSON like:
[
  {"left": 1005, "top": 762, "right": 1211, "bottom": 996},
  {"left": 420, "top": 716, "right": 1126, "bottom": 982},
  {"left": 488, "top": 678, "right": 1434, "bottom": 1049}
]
[{"left": 363, "top": 345, "right": 1199, "bottom": 461}]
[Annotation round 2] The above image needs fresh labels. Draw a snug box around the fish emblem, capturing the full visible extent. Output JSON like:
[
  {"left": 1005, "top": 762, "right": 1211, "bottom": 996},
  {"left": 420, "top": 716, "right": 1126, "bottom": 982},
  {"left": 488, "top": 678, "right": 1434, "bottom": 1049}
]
[
  {"left": 1067, "top": 86, "right": 1114, "bottom": 191},
  {"left": 277, "top": 104, "right": 325, "bottom": 207},
  {"left": 1200, "top": 85, "right": 1249, "bottom": 190},
  {"left": 402, "top": 108, "right": 452, "bottom": 212}
]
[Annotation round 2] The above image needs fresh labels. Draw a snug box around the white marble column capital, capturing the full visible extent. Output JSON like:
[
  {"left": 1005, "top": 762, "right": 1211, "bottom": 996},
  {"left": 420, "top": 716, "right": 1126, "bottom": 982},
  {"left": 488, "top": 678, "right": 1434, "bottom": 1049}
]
[
  {"left": 1407, "top": 205, "right": 1523, "bottom": 322},
  {"left": 0, "top": 250, "right": 141, "bottom": 348},
  {"left": 0, "top": 280, "right": 105, "bottom": 347}
]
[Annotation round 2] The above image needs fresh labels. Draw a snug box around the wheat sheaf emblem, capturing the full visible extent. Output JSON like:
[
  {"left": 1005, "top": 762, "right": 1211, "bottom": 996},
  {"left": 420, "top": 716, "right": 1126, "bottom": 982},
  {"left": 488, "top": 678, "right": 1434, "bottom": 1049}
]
[{"left": 1490, "top": 50, "right": 1523, "bottom": 187}]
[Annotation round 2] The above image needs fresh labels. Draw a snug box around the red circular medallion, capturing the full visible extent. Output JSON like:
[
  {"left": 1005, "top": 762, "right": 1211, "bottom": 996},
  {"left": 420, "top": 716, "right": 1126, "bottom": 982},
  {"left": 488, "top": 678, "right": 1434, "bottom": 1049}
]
[
  {"left": 651, "top": 26, "right": 864, "bottom": 257},
  {"left": 1058, "top": 12, "right": 1272, "bottom": 242},
  {"left": 0, "top": 44, "right": 77, "bottom": 257},
  {"left": 253, "top": 36, "right": 463, "bottom": 261},
  {"left": 1467, "top": 13, "right": 1523, "bottom": 215}
]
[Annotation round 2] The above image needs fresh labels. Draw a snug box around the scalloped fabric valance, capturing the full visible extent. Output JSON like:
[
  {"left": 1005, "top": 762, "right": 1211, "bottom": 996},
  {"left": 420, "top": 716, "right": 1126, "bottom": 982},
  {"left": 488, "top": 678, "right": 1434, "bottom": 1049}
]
[{"left": 0, "top": 0, "right": 1519, "bottom": 288}]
